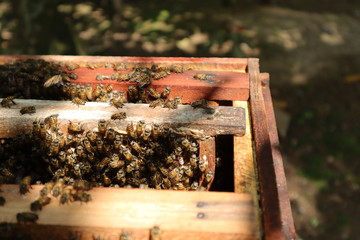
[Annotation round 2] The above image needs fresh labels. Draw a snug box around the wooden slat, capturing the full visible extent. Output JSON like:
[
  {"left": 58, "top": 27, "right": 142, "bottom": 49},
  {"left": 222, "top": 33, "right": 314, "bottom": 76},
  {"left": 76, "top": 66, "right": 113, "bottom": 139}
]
[
  {"left": 199, "top": 137, "right": 216, "bottom": 189},
  {"left": 233, "top": 101, "right": 261, "bottom": 239},
  {"left": 0, "top": 184, "right": 258, "bottom": 240},
  {"left": 0, "top": 99, "right": 246, "bottom": 138},
  {"left": 0, "top": 55, "right": 249, "bottom": 101}
]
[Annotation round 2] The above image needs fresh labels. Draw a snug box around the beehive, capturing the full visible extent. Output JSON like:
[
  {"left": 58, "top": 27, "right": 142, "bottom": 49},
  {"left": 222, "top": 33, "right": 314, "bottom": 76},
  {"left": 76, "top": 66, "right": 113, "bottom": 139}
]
[{"left": 0, "top": 56, "right": 296, "bottom": 240}]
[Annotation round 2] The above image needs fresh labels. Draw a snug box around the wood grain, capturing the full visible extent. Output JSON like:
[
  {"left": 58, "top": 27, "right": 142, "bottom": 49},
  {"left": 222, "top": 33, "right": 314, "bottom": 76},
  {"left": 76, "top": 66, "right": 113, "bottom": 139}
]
[
  {"left": 0, "top": 99, "right": 245, "bottom": 138},
  {"left": 0, "top": 184, "right": 258, "bottom": 240}
]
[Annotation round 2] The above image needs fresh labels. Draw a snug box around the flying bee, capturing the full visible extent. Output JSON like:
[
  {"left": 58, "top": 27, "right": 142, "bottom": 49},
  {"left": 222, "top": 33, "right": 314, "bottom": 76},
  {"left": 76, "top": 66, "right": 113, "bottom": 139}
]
[
  {"left": 152, "top": 71, "right": 170, "bottom": 80},
  {"left": 109, "top": 158, "right": 125, "bottom": 169},
  {"left": 113, "top": 63, "right": 127, "bottom": 71},
  {"left": 204, "top": 171, "right": 215, "bottom": 185},
  {"left": 96, "top": 74, "right": 111, "bottom": 81},
  {"left": 44, "top": 74, "right": 63, "bottom": 88},
  {"left": 60, "top": 188, "right": 73, "bottom": 205},
  {"left": 72, "top": 97, "right": 86, "bottom": 106},
  {"left": 110, "top": 98, "right": 124, "bottom": 108},
  {"left": 164, "top": 99, "right": 177, "bottom": 109},
  {"left": 73, "top": 191, "right": 91, "bottom": 203},
  {"left": 19, "top": 176, "right": 32, "bottom": 195},
  {"left": 127, "top": 86, "right": 139, "bottom": 102},
  {"left": 16, "top": 212, "right": 38, "bottom": 223},
  {"left": 84, "top": 84, "right": 93, "bottom": 100},
  {"left": 170, "top": 65, "right": 185, "bottom": 73},
  {"left": 111, "top": 112, "right": 127, "bottom": 120},
  {"left": 68, "top": 121, "right": 84, "bottom": 134},
  {"left": 136, "top": 120, "right": 145, "bottom": 137},
  {"left": 147, "top": 88, "right": 161, "bottom": 99},
  {"left": 30, "top": 196, "right": 51, "bottom": 211},
  {"left": 52, "top": 179, "right": 65, "bottom": 197},
  {"left": 161, "top": 86, "right": 171, "bottom": 99},
  {"left": 1, "top": 96, "right": 16, "bottom": 108},
  {"left": 193, "top": 73, "right": 216, "bottom": 80},
  {"left": 68, "top": 72, "right": 78, "bottom": 80},
  {"left": 20, "top": 106, "right": 36, "bottom": 115},
  {"left": 198, "top": 156, "right": 208, "bottom": 172},
  {"left": 98, "top": 119, "right": 107, "bottom": 135},
  {"left": 65, "top": 62, "right": 80, "bottom": 71}
]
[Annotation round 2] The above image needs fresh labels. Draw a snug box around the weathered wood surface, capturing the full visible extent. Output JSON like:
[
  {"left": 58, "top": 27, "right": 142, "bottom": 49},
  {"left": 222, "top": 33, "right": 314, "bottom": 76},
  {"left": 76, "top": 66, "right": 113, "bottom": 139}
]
[
  {"left": 0, "top": 184, "right": 258, "bottom": 240},
  {"left": 233, "top": 101, "right": 261, "bottom": 239},
  {"left": 0, "top": 55, "right": 249, "bottom": 102},
  {"left": 248, "top": 59, "right": 296, "bottom": 240},
  {"left": 0, "top": 99, "right": 246, "bottom": 138}
]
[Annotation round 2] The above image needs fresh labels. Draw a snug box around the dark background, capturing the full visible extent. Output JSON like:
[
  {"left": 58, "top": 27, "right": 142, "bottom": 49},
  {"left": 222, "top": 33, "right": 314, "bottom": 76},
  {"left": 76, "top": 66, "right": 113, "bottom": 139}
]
[{"left": 1, "top": 0, "right": 360, "bottom": 239}]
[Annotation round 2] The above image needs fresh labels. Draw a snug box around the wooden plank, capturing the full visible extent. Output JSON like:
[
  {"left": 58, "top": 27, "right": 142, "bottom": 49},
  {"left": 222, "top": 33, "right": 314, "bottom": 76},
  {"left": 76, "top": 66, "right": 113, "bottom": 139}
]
[
  {"left": 233, "top": 101, "right": 261, "bottom": 239},
  {"left": 0, "top": 184, "right": 258, "bottom": 240},
  {"left": 0, "top": 99, "right": 245, "bottom": 138},
  {"left": 0, "top": 55, "right": 248, "bottom": 72},
  {"left": 260, "top": 73, "right": 296, "bottom": 239},
  {"left": 0, "top": 55, "right": 249, "bottom": 102},
  {"left": 248, "top": 59, "right": 295, "bottom": 240},
  {"left": 199, "top": 137, "right": 216, "bottom": 189}
]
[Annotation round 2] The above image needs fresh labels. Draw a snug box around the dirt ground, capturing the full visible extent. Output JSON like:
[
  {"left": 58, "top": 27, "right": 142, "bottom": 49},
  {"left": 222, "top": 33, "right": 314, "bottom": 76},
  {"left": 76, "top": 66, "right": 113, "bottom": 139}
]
[{"left": 1, "top": 1, "right": 360, "bottom": 239}]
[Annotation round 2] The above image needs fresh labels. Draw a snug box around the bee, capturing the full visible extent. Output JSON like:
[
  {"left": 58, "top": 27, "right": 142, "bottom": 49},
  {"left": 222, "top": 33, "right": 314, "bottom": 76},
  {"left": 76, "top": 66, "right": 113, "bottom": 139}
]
[
  {"left": 86, "top": 62, "right": 101, "bottom": 69},
  {"left": 147, "top": 88, "right": 161, "bottom": 99},
  {"left": 68, "top": 72, "right": 78, "bottom": 80},
  {"left": 98, "top": 157, "right": 111, "bottom": 170},
  {"left": 39, "top": 122, "right": 47, "bottom": 139},
  {"left": 164, "top": 99, "right": 177, "bottom": 109},
  {"left": 86, "top": 130, "right": 97, "bottom": 143},
  {"left": 151, "top": 123, "right": 161, "bottom": 140},
  {"left": 96, "top": 74, "right": 111, "bottom": 81},
  {"left": 20, "top": 106, "right": 36, "bottom": 115},
  {"left": 189, "top": 142, "right": 198, "bottom": 153},
  {"left": 117, "top": 91, "right": 127, "bottom": 102},
  {"left": 95, "top": 138, "right": 104, "bottom": 152},
  {"left": 198, "top": 156, "right": 208, "bottom": 172},
  {"left": 136, "top": 120, "right": 145, "bottom": 137},
  {"left": 174, "top": 182, "right": 185, "bottom": 190},
  {"left": 117, "top": 72, "right": 134, "bottom": 82},
  {"left": 72, "top": 97, "right": 86, "bottom": 106},
  {"left": 111, "top": 112, "right": 126, "bottom": 120},
  {"left": 40, "top": 182, "right": 54, "bottom": 197},
  {"left": 116, "top": 169, "right": 126, "bottom": 185},
  {"left": 130, "top": 141, "right": 142, "bottom": 154},
  {"left": 193, "top": 73, "right": 216, "bottom": 80},
  {"left": 66, "top": 63, "right": 80, "bottom": 71},
  {"left": 135, "top": 74, "right": 151, "bottom": 88},
  {"left": 152, "top": 71, "right": 170, "bottom": 80},
  {"left": 19, "top": 176, "right": 32, "bottom": 194},
  {"left": 113, "top": 63, "right": 127, "bottom": 71},
  {"left": 93, "top": 84, "right": 103, "bottom": 99},
  {"left": 16, "top": 212, "right": 39, "bottom": 223},
  {"left": 44, "top": 114, "right": 59, "bottom": 130},
  {"left": 49, "top": 139, "right": 60, "bottom": 156},
  {"left": 68, "top": 121, "right": 84, "bottom": 134},
  {"left": 73, "top": 191, "right": 91, "bottom": 203},
  {"left": 0, "top": 196, "right": 5, "bottom": 206},
  {"left": 84, "top": 84, "right": 93, "bottom": 101},
  {"left": 148, "top": 98, "right": 164, "bottom": 108},
  {"left": 105, "top": 85, "right": 113, "bottom": 93},
  {"left": 110, "top": 98, "right": 124, "bottom": 108},
  {"left": 160, "top": 86, "right": 171, "bottom": 99},
  {"left": 120, "top": 231, "right": 131, "bottom": 240},
  {"left": 98, "top": 119, "right": 107, "bottom": 135},
  {"left": 126, "top": 122, "right": 137, "bottom": 139},
  {"left": 141, "top": 127, "right": 151, "bottom": 141},
  {"left": 102, "top": 173, "right": 112, "bottom": 186},
  {"left": 60, "top": 188, "right": 73, "bottom": 205},
  {"left": 104, "top": 62, "right": 114, "bottom": 68},
  {"left": 170, "top": 65, "right": 185, "bottom": 73},
  {"left": 78, "top": 86, "right": 87, "bottom": 101},
  {"left": 190, "top": 181, "right": 199, "bottom": 190},
  {"left": 162, "top": 178, "right": 172, "bottom": 188},
  {"left": 1, "top": 96, "right": 16, "bottom": 108},
  {"left": 44, "top": 74, "right": 63, "bottom": 87},
  {"left": 204, "top": 171, "right": 215, "bottom": 185},
  {"left": 191, "top": 99, "right": 208, "bottom": 108},
  {"left": 52, "top": 179, "right": 65, "bottom": 197},
  {"left": 183, "top": 165, "right": 194, "bottom": 177},
  {"left": 128, "top": 86, "right": 139, "bottom": 102},
  {"left": 122, "top": 148, "right": 134, "bottom": 162},
  {"left": 30, "top": 196, "right": 51, "bottom": 211},
  {"left": 168, "top": 168, "right": 179, "bottom": 180},
  {"left": 190, "top": 154, "right": 198, "bottom": 168},
  {"left": 174, "top": 96, "right": 182, "bottom": 105}
]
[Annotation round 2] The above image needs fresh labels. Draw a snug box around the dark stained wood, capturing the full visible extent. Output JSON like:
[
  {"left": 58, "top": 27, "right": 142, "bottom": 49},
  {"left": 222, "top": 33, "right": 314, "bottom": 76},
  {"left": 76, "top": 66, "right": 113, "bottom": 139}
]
[
  {"left": 248, "top": 59, "right": 296, "bottom": 240},
  {"left": 260, "top": 73, "right": 296, "bottom": 240},
  {"left": 0, "top": 184, "right": 258, "bottom": 240},
  {"left": 0, "top": 99, "right": 246, "bottom": 138}
]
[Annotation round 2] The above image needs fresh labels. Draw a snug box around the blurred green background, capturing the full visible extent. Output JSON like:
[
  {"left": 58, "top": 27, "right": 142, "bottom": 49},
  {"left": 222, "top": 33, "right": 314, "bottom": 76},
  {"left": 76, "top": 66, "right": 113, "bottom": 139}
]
[{"left": 1, "top": 0, "right": 360, "bottom": 239}]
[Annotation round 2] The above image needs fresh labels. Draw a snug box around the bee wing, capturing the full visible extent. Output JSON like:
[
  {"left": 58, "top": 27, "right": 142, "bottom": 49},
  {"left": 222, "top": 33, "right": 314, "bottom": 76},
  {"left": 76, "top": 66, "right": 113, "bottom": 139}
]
[{"left": 44, "top": 75, "right": 62, "bottom": 88}]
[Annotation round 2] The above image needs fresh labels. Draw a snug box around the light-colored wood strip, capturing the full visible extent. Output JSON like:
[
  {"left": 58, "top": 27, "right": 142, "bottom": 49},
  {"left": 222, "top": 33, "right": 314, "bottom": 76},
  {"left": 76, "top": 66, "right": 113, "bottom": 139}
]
[
  {"left": 233, "top": 100, "right": 260, "bottom": 240},
  {"left": 0, "top": 185, "right": 257, "bottom": 240},
  {"left": 0, "top": 99, "right": 245, "bottom": 138}
]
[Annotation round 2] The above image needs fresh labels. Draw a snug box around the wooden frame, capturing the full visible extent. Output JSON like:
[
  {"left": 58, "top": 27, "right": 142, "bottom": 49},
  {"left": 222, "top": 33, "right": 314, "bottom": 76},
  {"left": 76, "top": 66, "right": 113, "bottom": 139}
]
[{"left": 0, "top": 56, "right": 296, "bottom": 240}]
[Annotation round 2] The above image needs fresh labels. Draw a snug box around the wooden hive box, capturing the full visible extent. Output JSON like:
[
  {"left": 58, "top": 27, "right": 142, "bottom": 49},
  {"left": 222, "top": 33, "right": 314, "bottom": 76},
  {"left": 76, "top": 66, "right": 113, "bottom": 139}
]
[{"left": 0, "top": 56, "right": 296, "bottom": 240}]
